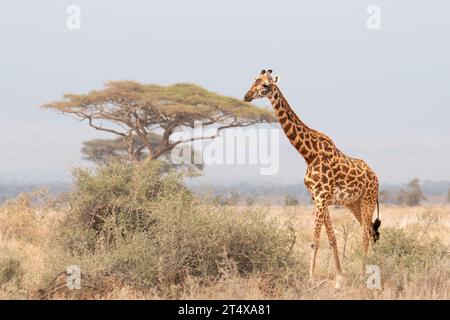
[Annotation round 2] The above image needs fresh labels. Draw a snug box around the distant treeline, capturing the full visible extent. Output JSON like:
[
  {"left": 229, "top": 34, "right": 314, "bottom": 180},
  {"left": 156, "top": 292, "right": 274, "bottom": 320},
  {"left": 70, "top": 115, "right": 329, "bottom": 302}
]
[
  {"left": 0, "top": 182, "right": 70, "bottom": 203},
  {"left": 1, "top": 179, "right": 450, "bottom": 206},
  {"left": 189, "top": 179, "right": 450, "bottom": 206}
]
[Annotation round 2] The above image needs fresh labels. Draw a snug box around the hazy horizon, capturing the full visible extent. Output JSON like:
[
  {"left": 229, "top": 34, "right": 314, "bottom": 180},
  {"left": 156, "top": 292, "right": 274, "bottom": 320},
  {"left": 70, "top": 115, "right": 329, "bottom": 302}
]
[{"left": 1, "top": 1, "right": 450, "bottom": 185}]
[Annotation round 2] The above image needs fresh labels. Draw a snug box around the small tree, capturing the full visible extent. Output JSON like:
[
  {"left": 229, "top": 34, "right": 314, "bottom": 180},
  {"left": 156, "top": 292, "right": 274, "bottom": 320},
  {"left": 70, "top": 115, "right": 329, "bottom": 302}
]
[
  {"left": 402, "top": 178, "right": 426, "bottom": 206},
  {"left": 81, "top": 133, "right": 202, "bottom": 169},
  {"left": 81, "top": 133, "right": 161, "bottom": 163},
  {"left": 42, "top": 81, "right": 275, "bottom": 164},
  {"left": 284, "top": 195, "right": 299, "bottom": 207}
]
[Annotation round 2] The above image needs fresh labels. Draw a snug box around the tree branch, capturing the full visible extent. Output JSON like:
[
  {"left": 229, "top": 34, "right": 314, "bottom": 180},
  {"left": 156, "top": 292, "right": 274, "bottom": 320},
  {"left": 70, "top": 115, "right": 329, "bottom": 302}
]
[
  {"left": 87, "top": 117, "right": 127, "bottom": 137},
  {"left": 171, "top": 121, "right": 261, "bottom": 147}
]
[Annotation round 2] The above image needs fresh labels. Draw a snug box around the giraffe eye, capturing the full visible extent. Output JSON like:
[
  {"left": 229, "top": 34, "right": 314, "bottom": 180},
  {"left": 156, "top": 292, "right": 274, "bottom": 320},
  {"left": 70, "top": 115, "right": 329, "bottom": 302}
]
[{"left": 263, "top": 83, "right": 270, "bottom": 88}]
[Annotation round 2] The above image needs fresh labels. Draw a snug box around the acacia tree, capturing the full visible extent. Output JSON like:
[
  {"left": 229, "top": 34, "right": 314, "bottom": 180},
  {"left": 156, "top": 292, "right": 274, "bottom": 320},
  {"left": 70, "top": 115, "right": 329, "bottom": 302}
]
[{"left": 42, "top": 81, "right": 275, "bottom": 163}]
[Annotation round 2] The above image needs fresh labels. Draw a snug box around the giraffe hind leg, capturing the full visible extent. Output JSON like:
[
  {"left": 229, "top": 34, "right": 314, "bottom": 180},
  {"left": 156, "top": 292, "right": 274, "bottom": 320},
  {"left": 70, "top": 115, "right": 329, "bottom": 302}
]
[
  {"left": 322, "top": 207, "right": 343, "bottom": 290},
  {"left": 360, "top": 197, "right": 377, "bottom": 274},
  {"left": 346, "top": 200, "right": 362, "bottom": 226}
]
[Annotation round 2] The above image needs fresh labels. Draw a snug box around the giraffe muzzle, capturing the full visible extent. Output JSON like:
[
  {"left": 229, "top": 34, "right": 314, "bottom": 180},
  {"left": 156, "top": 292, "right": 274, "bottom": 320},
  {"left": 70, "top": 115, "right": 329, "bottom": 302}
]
[{"left": 244, "top": 92, "right": 253, "bottom": 102}]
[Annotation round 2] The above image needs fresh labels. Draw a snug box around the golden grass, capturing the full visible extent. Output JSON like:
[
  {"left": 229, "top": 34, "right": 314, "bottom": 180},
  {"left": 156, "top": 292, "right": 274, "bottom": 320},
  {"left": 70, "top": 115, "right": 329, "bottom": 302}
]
[{"left": 0, "top": 196, "right": 449, "bottom": 300}]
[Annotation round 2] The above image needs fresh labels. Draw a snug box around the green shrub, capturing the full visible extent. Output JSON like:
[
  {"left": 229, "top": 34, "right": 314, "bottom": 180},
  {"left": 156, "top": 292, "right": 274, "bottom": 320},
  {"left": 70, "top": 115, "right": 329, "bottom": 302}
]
[
  {"left": 54, "top": 161, "right": 305, "bottom": 294},
  {"left": 61, "top": 160, "right": 193, "bottom": 250},
  {"left": 0, "top": 191, "right": 45, "bottom": 243},
  {"left": 368, "top": 227, "right": 448, "bottom": 292},
  {"left": 0, "top": 250, "right": 25, "bottom": 297},
  {"left": 371, "top": 228, "right": 446, "bottom": 270},
  {"left": 0, "top": 257, "right": 23, "bottom": 286}
]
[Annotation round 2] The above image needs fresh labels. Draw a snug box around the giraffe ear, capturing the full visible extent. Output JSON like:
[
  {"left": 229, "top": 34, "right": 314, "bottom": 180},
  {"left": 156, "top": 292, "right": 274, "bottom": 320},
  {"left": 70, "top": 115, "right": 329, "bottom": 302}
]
[{"left": 273, "top": 75, "right": 280, "bottom": 83}]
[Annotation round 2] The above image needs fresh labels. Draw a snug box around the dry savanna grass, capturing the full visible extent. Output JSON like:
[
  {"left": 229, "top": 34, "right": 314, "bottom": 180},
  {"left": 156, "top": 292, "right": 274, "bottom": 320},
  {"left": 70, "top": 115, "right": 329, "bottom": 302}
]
[{"left": 0, "top": 163, "right": 448, "bottom": 300}]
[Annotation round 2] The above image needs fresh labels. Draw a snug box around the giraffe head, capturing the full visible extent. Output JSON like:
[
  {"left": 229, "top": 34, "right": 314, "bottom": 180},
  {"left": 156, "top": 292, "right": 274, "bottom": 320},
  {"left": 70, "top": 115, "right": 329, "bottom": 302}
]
[{"left": 244, "top": 69, "right": 279, "bottom": 102}]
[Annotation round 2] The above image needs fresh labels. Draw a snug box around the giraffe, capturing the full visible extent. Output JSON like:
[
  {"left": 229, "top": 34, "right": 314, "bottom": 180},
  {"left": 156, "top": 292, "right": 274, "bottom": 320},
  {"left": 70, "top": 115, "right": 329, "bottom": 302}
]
[{"left": 244, "top": 69, "right": 381, "bottom": 290}]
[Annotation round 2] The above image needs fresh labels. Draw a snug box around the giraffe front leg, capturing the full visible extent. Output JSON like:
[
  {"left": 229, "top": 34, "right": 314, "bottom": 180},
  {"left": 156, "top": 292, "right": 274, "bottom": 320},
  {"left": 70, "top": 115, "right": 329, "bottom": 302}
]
[{"left": 309, "top": 206, "right": 323, "bottom": 282}]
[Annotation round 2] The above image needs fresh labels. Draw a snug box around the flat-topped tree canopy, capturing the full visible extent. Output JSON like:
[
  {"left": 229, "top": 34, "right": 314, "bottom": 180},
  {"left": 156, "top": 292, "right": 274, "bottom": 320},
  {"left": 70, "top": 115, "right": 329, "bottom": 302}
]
[{"left": 42, "top": 80, "right": 275, "bottom": 161}]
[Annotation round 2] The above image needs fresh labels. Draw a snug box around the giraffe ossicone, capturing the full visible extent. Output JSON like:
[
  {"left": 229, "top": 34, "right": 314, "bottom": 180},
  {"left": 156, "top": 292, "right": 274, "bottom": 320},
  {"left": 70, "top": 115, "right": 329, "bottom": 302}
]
[{"left": 244, "top": 69, "right": 381, "bottom": 290}]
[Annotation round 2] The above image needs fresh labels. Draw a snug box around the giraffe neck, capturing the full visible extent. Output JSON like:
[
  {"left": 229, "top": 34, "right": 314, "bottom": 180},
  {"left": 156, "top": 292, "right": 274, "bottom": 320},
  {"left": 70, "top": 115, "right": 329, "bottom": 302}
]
[{"left": 268, "top": 86, "right": 320, "bottom": 164}]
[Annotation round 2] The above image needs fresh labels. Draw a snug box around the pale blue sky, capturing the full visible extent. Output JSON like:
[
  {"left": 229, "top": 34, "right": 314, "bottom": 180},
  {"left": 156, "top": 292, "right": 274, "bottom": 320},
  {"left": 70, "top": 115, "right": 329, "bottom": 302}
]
[{"left": 1, "top": 1, "right": 449, "bottom": 184}]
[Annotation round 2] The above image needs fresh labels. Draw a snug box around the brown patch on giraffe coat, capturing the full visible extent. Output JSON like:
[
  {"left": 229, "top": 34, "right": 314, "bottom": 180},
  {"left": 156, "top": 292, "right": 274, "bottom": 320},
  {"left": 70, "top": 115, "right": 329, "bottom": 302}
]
[
  {"left": 288, "top": 129, "right": 297, "bottom": 140},
  {"left": 336, "top": 172, "right": 346, "bottom": 180},
  {"left": 305, "top": 140, "right": 312, "bottom": 149},
  {"left": 284, "top": 122, "right": 292, "bottom": 132},
  {"left": 286, "top": 112, "right": 294, "bottom": 122},
  {"left": 311, "top": 139, "right": 318, "bottom": 151},
  {"left": 321, "top": 163, "right": 331, "bottom": 172},
  {"left": 323, "top": 143, "right": 333, "bottom": 153},
  {"left": 348, "top": 181, "right": 358, "bottom": 188}
]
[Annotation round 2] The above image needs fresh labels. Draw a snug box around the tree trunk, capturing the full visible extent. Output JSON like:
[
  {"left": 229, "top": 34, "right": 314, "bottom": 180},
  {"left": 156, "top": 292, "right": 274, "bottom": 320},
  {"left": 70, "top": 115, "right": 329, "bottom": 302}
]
[{"left": 124, "top": 135, "right": 136, "bottom": 162}]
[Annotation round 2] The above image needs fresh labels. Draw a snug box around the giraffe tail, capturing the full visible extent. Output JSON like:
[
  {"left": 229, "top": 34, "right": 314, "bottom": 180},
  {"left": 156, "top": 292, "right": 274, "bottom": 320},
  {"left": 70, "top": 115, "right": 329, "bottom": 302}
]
[{"left": 372, "top": 199, "right": 381, "bottom": 243}]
